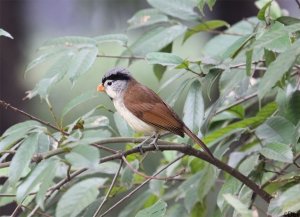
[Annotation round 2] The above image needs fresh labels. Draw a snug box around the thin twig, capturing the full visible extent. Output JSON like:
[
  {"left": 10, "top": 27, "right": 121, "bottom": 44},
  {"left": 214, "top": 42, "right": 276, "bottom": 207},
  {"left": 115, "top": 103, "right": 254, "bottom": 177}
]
[
  {"left": 93, "top": 160, "right": 123, "bottom": 217},
  {"left": 0, "top": 99, "right": 64, "bottom": 134},
  {"left": 99, "top": 154, "right": 185, "bottom": 217},
  {"left": 27, "top": 205, "right": 40, "bottom": 217},
  {"left": 122, "top": 155, "right": 185, "bottom": 180},
  {"left": 10, "top": 199, "right": 25, "bottom": 217},
  {"left": 97, "top": 54, "right": 144, "bottom": 60}
]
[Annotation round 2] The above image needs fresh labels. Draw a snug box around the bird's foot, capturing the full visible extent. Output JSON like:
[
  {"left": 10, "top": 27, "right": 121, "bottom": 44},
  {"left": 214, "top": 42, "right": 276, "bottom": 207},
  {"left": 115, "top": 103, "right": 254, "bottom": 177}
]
[{"left": 149, "top": 134, "right": 159, "bottom": 151}]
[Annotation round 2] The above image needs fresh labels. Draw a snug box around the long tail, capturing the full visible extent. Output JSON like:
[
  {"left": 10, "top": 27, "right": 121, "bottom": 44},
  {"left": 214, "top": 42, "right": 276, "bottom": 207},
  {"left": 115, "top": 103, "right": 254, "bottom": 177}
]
[{"left": 183, "top": 126, "right": 214, "bottom": 159}]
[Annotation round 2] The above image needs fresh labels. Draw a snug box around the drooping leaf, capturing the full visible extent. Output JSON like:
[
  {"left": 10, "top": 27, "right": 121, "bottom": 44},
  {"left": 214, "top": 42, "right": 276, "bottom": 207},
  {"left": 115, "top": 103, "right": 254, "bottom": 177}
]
[
  {"left": 56, "top": 178, "right": 107, "bottom": 217},
  {"left": 264, "top": 48, "right": 276, "bottom": 66},
  {"left": 255, "top": 0, "right": 281, "bottom": 20},
  {"left": 255, "top": 116, "right": 296, "bottom": 145},
  {"left": 0, "top": 121, "right": 44, "bottom": 152},
  {"left": 252, "top": 23, "right": 291, "bottom": 52},
  {"left": 190, "top": 202, "right": 206, "bottom": 217},
  {"left": 128, "top": 8, "right": 169, "bottom": 30},
  {"left": 8, "top": 133, "right": 40, "bottom": 186},
  {"left": 119, "top": 191, "right": 152, "bottom": 217},
  {"left": 286, "top": 91, "right": 300, "bottom": 125},
  {"left": 260, "top": 143, "right": 293, "bottom": 163},
  {"left": 223, "top": 194, "right": 252, "bottom": 217},
  {"left": 268, "top": 184, "right": 300, "bottom": 216},
  {"left": 183, "top": 80, "right": 204, "bottom": 132},
  {"left": 65, "top": 145, "right": 100, "bottom": 169},
  {"left": 257, "top": 0, "right": 273, "bottom": 21},
  {"left": 147, "top": 0, "right": 198, "bottom": 21},
  {"left": 25, "top": 54, "right": 73, "bottom": 99},
  {"left": 2, "top": 120, "right": 42, "bottom": 137},
  {"left": 135, "top": 199, "right": 167, "bottom": 217},
  {"left": 16, "top": 157, "right": 59, "bottom": 203},
  {"left": 124, "top": 25, "right": 187, "bottom": 57},
  {"left": 61, "top": 90, "right": 98, "bottom": 122},
  {"left": 179, "top": 171, "right": 202, "bottom": 212},
  {"left": 258, "top": 39, "right": 300, "bottom": 99},
  {"left": 146, "top": 52, "right": 183, "bottom": 67},
  {"left": 183, "top": 20, "right": 229, "bottom": 43},
  {"left": 67, "top": 47, "right": 98, "bottom": 83},
  {"left": 153, "top": 43, "right": 173, "bottom": 80},
  {"left": 203, "top": 102, "right": 277, "bottom": 145},
  {"left": 0, "top": 28, "right": 13, "bottom": 39},
  {"left": 40, "top": 36, "right": 96, "bottom": 49},
  {"left": 94, "top": 34, "right": 128, "bottom": 46},
  {"left": 223, "top": 33, "right": 255, "bottom": 59},
  {"left": 203, "top": 18, "right": 257, "bottom": 58}
]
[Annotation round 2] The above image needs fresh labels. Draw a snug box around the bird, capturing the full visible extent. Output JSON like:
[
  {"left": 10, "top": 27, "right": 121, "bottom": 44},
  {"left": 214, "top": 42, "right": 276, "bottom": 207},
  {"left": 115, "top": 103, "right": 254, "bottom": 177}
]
[{"left": 97, "top": 67, "right": 214, "bottom": 159}]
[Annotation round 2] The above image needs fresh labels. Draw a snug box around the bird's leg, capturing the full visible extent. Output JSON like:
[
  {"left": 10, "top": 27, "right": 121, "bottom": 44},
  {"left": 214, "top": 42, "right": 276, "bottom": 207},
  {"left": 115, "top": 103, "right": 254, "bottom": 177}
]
[
  {"left": 149, "top": 133, "right": 159, "bottom": 150},
  {"left": 135, "top": 133, "right": 156, "bottom": 154}
]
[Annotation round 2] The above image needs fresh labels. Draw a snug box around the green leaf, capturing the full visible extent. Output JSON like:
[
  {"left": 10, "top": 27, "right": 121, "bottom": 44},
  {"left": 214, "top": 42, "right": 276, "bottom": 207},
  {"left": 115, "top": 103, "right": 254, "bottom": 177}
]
[
  {"left": 128, "top": 8, "right": 169, "bottom": 30},
  {"left": 94, "top": 34, "right": 128, "bottom": 46},
  {"left": 114, "top": 112, "right": 133, "bottom": 137},
  {"left": 256, "top": 116, "right": 296, "bottom": 145},
  {"left": 257, "top": 1, "right": 272, "bottom": 21},
  {"left": 2, "top": 120, "right": 42, "bottom": 137},
  {"left": 25, "top": 54, "right": 73, "bottom": 99},
  {"left": 0, "top": 28, "right": 13, "bottom": 39},
  {"left": 203, "top": 102, "right": 277, "bottom": 145},
  {"left": 67, "top": 47, "right": 98, "bottom": 83},
  {"left": 260, "top": 143, "right": 293, "bottom": 163},
  {"left": 8, "top": 133, "right": 40, "bottom": 186},
  {"left": 223, "top": 194, "right": 252, "bottom": 217},
  {"left": 0, "top": 121, "right": 43, "bottom": 152},
  {"left": 61, "top": 90, "right": 98, "bottom": 121},
  {"left": 40, "top": 36, "right": 96, "bottom": 49},
  {"left": 146, "top": 52, "right": 183, "bottom": 67},
  {"left": 183, "top": 80, "right": 204, "bottom": 131},
  {"left": 255, "top": 0, "right": 281, "bottom": 20},
  {"left": 286, "top": 91, "right": 300, "bottom": 125},
  {"left": 268, "top": 184, "right": 300, "bottom": 216},
  {"left": 264, "top": 49, "right": 276, "bottom": 66},
  {"left": 135, "top": 199, "right": 167, "bottom": 217},
  {"left": 65, "top": 145, "right": 100, "bottom": 169},
  {"left": 277, "top": 16, "right": 300, "bottom": 25},
  {"left": 125, "top": 25, "right": 187, "bottom": 56},
  {"left": 258, "top": 39, "right": 300, "bottom": 99},
  {"left": 203, "top": 18, "right": 257, "bottom": 58},
  {"left": 25, "top": 47, "right": 66, "bottom": 73},
  {"left": 252, "top": 22, "right": 291, "bottom": 53},
  {"left": 17, "top": 157, "right": 59, "bottom": 203},
  {"left": 147, "top": 0, "right": 198, "bottom": 21},
  {"left": 224, "top": 34, "right": 255, "bottom": 59},
  {"left": 165, "top": 204, "right": 187, "bottom": 217},
  {"left": 198, "top": 165, "right": 218, "bottom": 201},
  {"left": 179, "top": 171, "right": 202, "bottom": 212},
  {"left": 56, "top": 178, "right": 107, "bottom": 217},
  {"left": 121, "top": 160, "right": 139, "bottom": 188},
  {"left": 183, "top": 20, "right": 229, "bottom": 43},
  {"left": 70, "top": 129, "right": 111, "bottom": 146},
  {"left": 206, "top": 0, "right": 216, "bottom": 10}
]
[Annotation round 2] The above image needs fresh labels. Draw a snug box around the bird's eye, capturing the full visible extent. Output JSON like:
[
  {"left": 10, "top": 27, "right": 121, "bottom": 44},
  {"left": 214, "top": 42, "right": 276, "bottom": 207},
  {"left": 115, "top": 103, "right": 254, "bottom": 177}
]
[{"left": 107, "top": 81, "right": 112, "bottom": 86}]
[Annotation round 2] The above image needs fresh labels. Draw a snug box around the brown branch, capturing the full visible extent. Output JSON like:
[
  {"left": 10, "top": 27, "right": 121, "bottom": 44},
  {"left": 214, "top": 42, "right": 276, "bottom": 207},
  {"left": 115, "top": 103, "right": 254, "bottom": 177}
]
[
  {"left": 93, "top": 160, "right": 123, "bottom": 217},
  {"left": 0, "top": 99, "right": 65, "bottom": 134}
]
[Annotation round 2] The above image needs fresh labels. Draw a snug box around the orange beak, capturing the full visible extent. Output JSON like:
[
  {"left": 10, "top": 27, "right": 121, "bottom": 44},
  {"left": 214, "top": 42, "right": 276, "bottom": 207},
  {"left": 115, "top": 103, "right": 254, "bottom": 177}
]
[{"left": 97, "top": 84, "right": 105, "bottom": 92}]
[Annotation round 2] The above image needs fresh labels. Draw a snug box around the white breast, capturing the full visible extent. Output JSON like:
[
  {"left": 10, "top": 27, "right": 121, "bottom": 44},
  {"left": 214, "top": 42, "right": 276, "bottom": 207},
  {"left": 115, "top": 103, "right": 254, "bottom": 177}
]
[{"left": 113, "top": 98, "right": 156, "bottom": 135}]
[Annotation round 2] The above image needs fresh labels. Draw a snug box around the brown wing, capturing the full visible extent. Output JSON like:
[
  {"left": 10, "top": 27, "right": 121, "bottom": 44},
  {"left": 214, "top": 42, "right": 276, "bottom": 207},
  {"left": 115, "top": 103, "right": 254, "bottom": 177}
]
[{"left": 124, "top": 80, "right": 184, "bottom": 137}]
